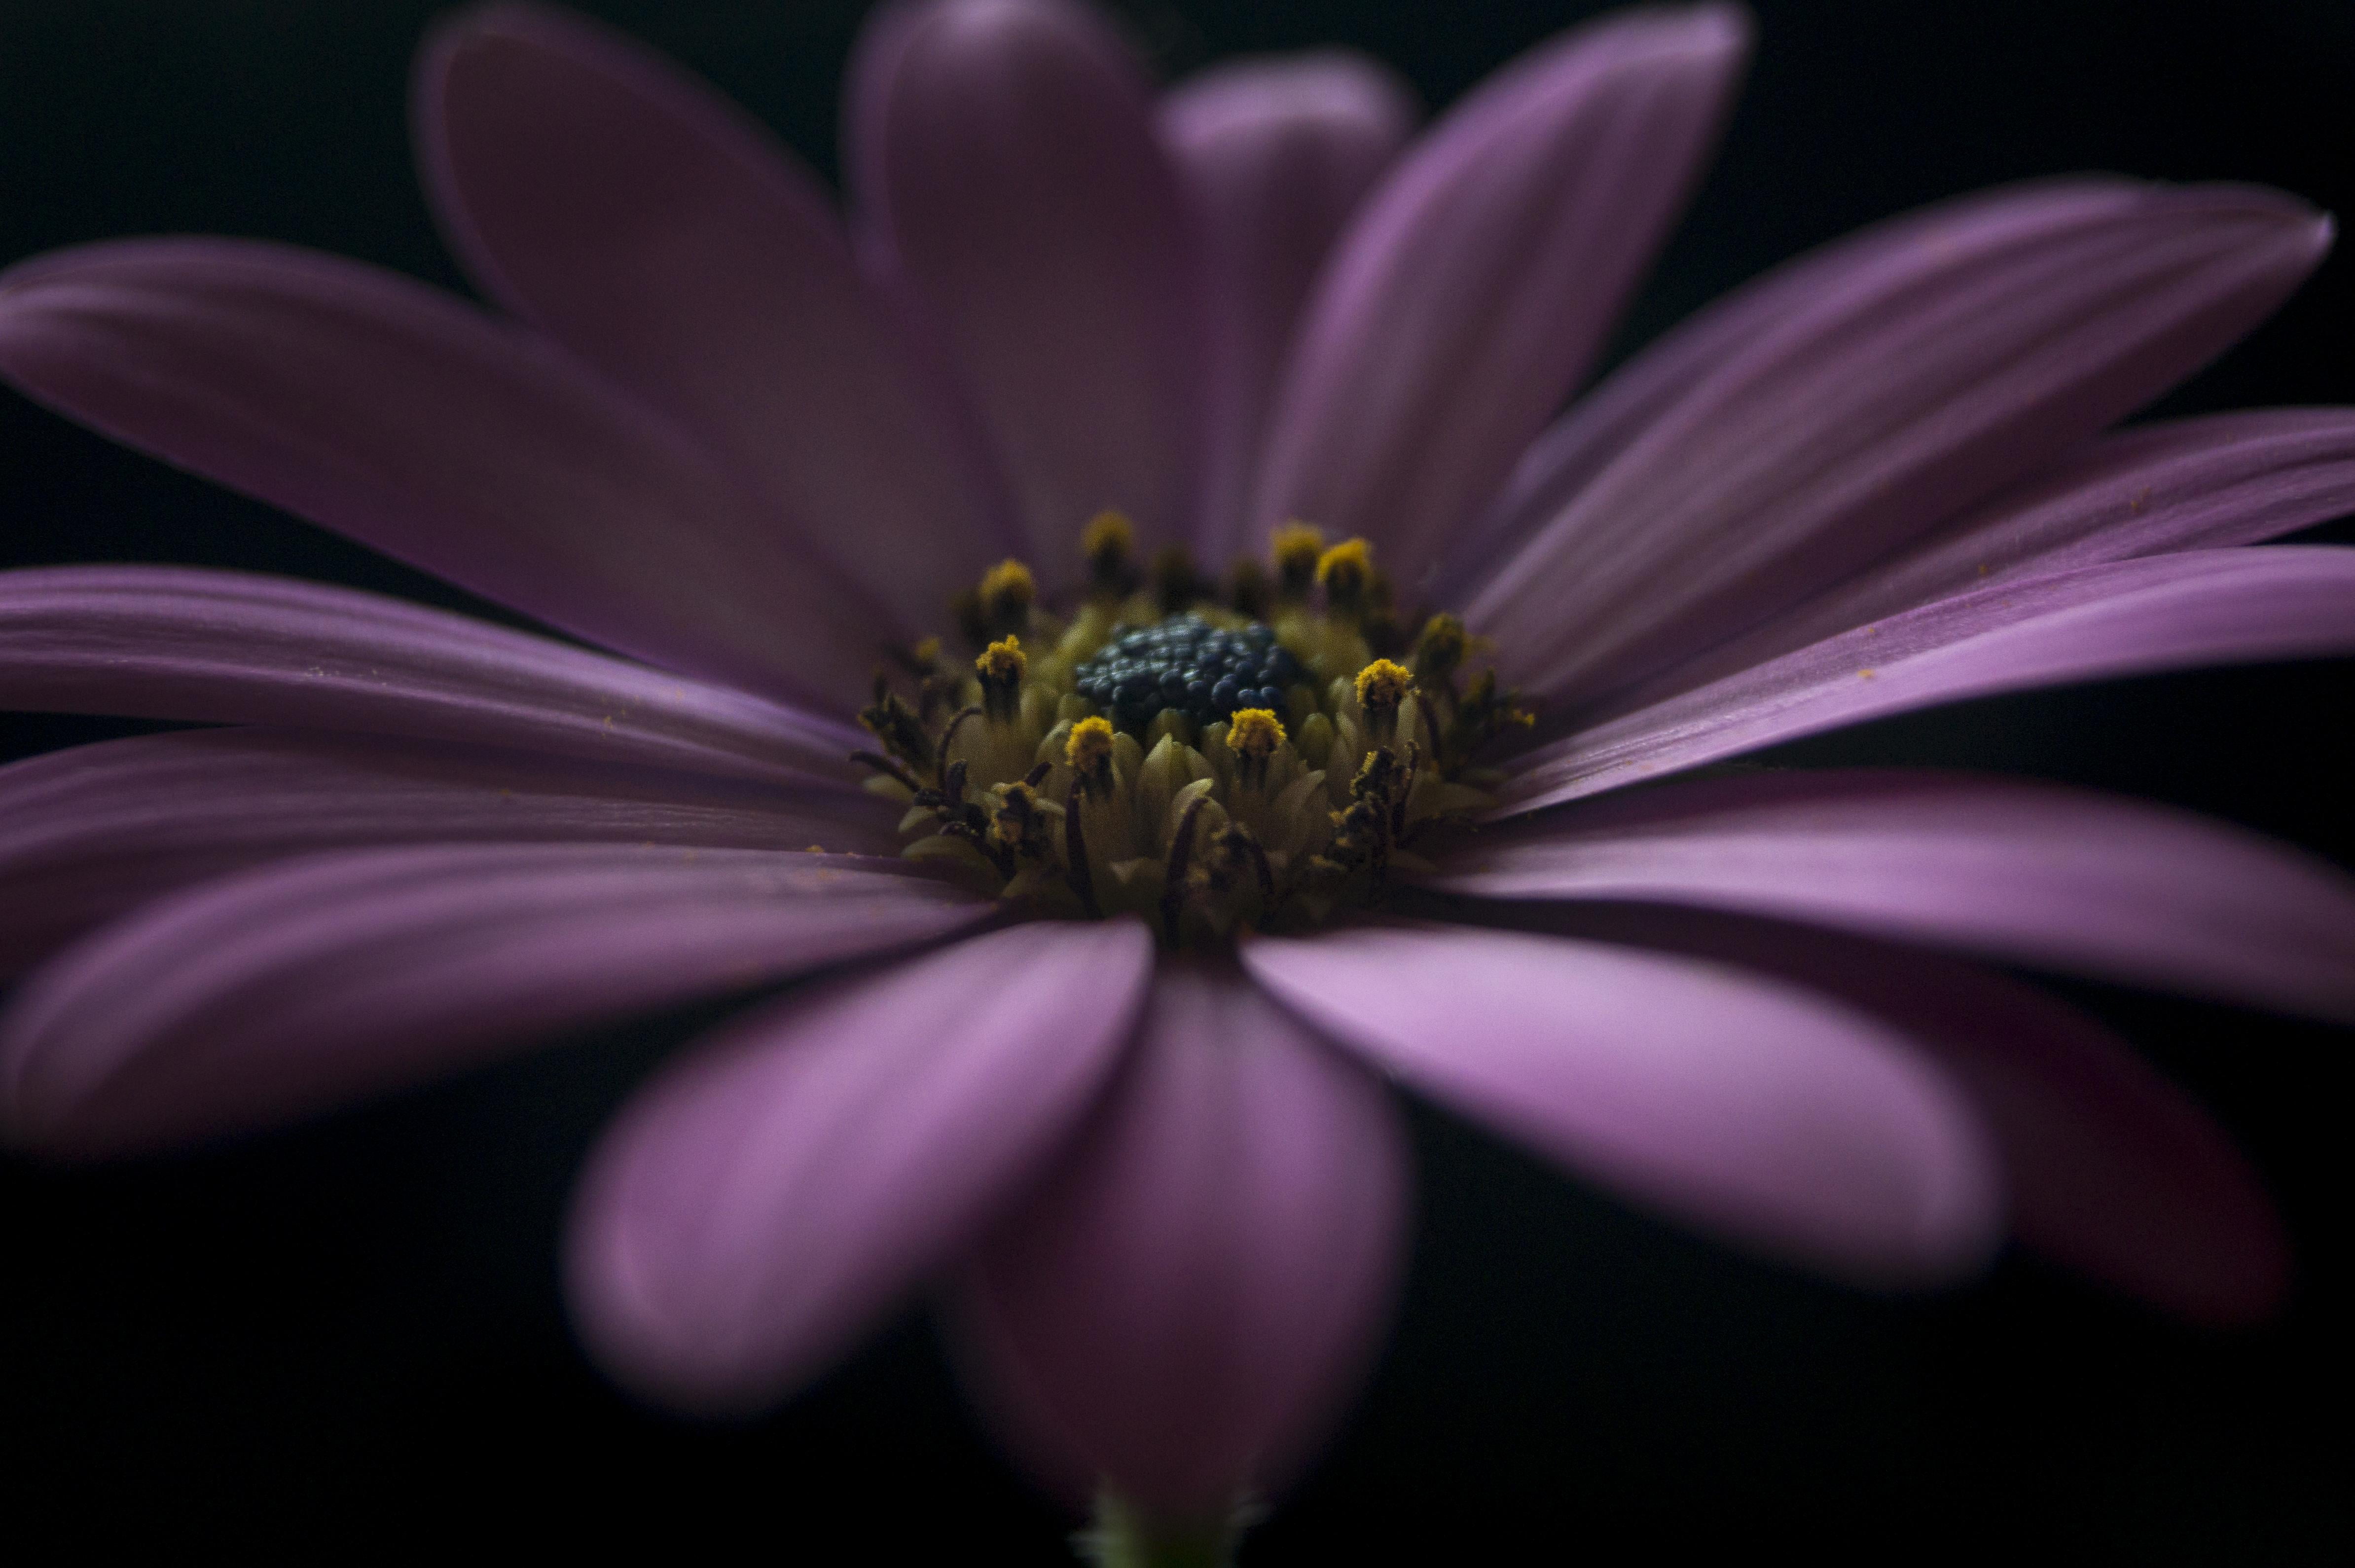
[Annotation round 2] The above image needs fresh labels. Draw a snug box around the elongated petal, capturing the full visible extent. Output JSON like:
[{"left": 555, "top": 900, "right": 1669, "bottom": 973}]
[
  {"left": 0, "top": 845, "right": 988, "bottom": 1158},
  {"left": 1160, "top": 53, "right": 1416, "bottom": 562},
  {"left": 848, "top": 0, "right": 1205, "bottom": 563},
  {"left": 0, "top": 238, "right": 889, "bottom": 706},
  {"left": 1493, "top": 902, "right": 2287, "bottom": 1321},
  {"left": 1244, "top": 923, "right": 1999, "bottom": 1287},
  {"left": 1602, "top": 407, "right": 2355, "bottom": 711},
  {"left": 1252, "top": 4, "right": 1749, "bottom": 583},
  {"left": 0, "top": 566, "right": 860, "bottom": 783},
  {"left": 1430, "top": 768, "right": 2355, "bottom": 1020},
  {"left": 568, "top": 919, "right": 1151, "bottom": 1415},
  {"left": 956, "top": 960, "right": 1411, "bottom": 1519},
  {"left": 1429, "top": 181, "right": 2036, "bottom": 604},
  {"left": 418, "top": 4, "right": 1018, "bottom": 629},
  {"left": 1499, "top": 547, "right": 2355, "bottom": 814},
  {"left": 1466, "top": 182, "right": 2332, "bottom": 705},
  {"left": 0, "top": 729, "right": 898, "bottom": 976}
]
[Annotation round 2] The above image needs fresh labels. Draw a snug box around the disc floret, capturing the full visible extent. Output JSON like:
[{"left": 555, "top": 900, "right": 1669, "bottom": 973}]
[{"left": 854, "top": 527, "right": 1529, "bottom": 944}]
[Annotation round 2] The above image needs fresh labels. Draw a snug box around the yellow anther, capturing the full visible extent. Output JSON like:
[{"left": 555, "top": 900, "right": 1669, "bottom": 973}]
[
  {"left": 991, "top": 780, "right": 1041, "bottom": 848},
  {"left": 1272, "top": 522, "right": 1326, "bottom": 593},
  {"left": 977, "top": 559, "right": 1036, "bottom": 635},
  {"left": 1225, "top": 707, "right": 1286, "bottom": 760},
  {"left": 976, "top": 635, "right": 1027, "bottom": 684},
  {"left": 1065, "top": 714, "right": 1116, "bottom": 773},
  {"left": 1315, "top": 537, "right": 1376, "bottom": 610},
  {"left": 1412, "top": 614, "right": 1468, "bottom": 680},
  {"left": 910, "top": 636, "right": 942, "bottom": 668},
  {"left": 1354, "top": 657, "right": 1413, "bottom": 711},
  {"left": 977, "top": 635, "right": 1027, "bottom": 723},
  {"left": 1082, "top": 511, "right": 1137, "bottom": 592}
]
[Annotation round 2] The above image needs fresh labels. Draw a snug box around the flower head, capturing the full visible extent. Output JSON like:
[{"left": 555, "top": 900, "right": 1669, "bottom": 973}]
[{"left": 2, "top": 0, "right": 2354, "bottom": 1547}]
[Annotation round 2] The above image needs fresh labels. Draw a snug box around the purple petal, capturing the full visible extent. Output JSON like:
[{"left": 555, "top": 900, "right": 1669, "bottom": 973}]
[
  {"left": 0, "top": 238, "right": 889, "bottom": 707},
  {"left": 1506, "top": 903, "right": 2287, "bottom": 1322},
  {"left": 1499, "top": 546, "right": 2355, "bottom": 814},
  {"left": 568, "top": 919, "right": 1152, "bottom": 1415},
  {"left": 954, "top": 959, "right": 1411, "bottom": 1519},
  {"left": 0, "top": 845, "right": 988, "bottom": 1158},
  {"left": 1244, "top": 922, "right": 2000, "bottom": 1287},
  {"left": 0, "top": 566, "right": 862, "bottom": 783},
  {"left": 847, "top": 0, "right": 1205, "bottom": 564},
  {"left": 1463, "top": 182, "right": 2333, "bottom": 706},
  {"left": 417, "top": 4, "right": 1019, "bottom": 630},
  {"left": 1159, "top": 52, "right": 1417, "bottom": 563},
  {"left": 1427, "top": 179, "right": 2036, "bottom": 605},
  {"left": 0, "top": 728, "right": 900, "bottom": 977},
  {"left": 1602, "top": 407, "right": 2355, "bottom": 712},
  {"left": 1251, "top": 4, "right": 1750, "bottom": 583},
  {"left": 1429, "top": 768, "right": 2355, "bottom": 1020}
]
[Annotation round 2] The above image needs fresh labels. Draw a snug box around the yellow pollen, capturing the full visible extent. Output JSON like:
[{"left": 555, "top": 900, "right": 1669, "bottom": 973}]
[
  {"left": 1316, "top": 538, "right": 1375, "bottom": 604},
  {"left": 1413, "top": 613, "right": 1468, "bottom": 677},
  {"left": 910, "top": 636, "right": 942, "bottom": 667},
  {"left": 1225, "top": 707, "right": 1285, "bottom": 759},
  {"left": 977, "top": 559, "right": 1035, "bottom": 629},
  {"left": 1082, "top": 510, "right": 1135, "bottom": 568},
  {"left": 1355, "top": 657, "right": 1413, "bottom": 710},
  {"left": 976, "top": 635, "right": 1027, "bottom": 685},
  {"left": 1271, "top": 522, "right": 1326, "bottom": 587},
  {"left": 1065, "top": 714, "right": 1116, "bottom": 772},
  {"left": 991, "top": 780, "right": 1040, "bottom": 847}
]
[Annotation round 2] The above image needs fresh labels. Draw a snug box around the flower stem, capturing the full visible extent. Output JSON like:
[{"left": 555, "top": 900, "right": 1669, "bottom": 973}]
[{"left": 1075, "top": 1493, "right": 1244, "bottom": 1568}]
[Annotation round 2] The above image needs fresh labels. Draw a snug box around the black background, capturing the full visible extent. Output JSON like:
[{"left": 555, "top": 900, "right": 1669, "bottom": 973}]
[{"left": 2, "top": 0, "right": 2350, "bottom": 1558}]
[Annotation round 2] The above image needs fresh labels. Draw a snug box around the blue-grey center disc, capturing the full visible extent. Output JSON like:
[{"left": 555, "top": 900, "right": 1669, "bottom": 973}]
[{"left": 1074, "top": 613, "right": 1303, "bottom": 732}]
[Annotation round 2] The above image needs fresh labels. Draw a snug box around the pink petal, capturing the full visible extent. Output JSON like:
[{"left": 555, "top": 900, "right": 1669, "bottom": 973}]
[
  {"left": 1464, "top": 182, "right": 2332, "bottom": 706},
  {"left": 1428, "top": 177, "right": 2029, "bottom": 605},
  {"left": 0, "top": 845, "right": 988, "bottom": 1158},
  {"left": 1244, "top": 922, "right": 2000, "bottom": 1287},
  {"left": 847, "top": 0, "right": 1205, "bottom": 565},
  {"left": 0, "top": 729, "right": 900, "bottom": 976},
  {"left": 418, "top": 3, "right": 1018, "bottom": 631},
  {"left": 1519, "top": 903, "right": 2288, "bottom": 1322},
  {"left": 1601, "top": 407, "right": 2355, "bottom": 712},
  {"left": 954, "top": 959, "right": 1411, "bottom": 1519},
  {"left": 1499, "top": 546, "right": 2355, "bottom": 814},
  {"left": 567, "top": 919, "right": 1153, "bottom": 1415},
  {"left": 1429, "top": 768, "right": 2355, "bottom": 1020},
  {"left": 1252, "top": 4, "right": 1750, "bottom": 585},
  {"left": 0, "top": 566, "right": 860, "bottom": 783},
  {"left": 1159, "top": 52, "right": 1417, "bottom": 563},
  {"left": 0, "top": 239, "right": 889, "bottom": 708}
]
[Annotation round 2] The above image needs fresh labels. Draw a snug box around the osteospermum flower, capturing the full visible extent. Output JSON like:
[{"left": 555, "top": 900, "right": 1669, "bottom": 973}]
[{"left": 4, "top": 0, "right": 2355, "bottom": 1553}]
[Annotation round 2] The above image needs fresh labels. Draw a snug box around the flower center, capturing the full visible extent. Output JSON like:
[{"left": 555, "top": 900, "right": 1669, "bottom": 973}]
[{"left": 853, "top": 514, "right": 1529, "bottom": 946}]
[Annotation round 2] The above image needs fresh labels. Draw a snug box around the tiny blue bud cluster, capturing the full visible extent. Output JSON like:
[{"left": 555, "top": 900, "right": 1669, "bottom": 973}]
[{"left": 1074, "top": 613, "right": 1304, "bottom": 732}]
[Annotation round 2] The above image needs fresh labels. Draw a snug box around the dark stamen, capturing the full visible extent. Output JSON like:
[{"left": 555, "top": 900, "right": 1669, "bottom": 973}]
[
  {"left": 1064, "top": 777, "right": 1101, "bottom": 918},
  {"left": 1160, "top": 791, "right": 1210, "bottom": 944},
  {"left": 937, "top": 704, "right": 983, "bottom": 785}
]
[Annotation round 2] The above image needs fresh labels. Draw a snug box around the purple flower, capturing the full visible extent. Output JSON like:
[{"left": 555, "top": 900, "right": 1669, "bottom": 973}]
[{"left": 2, "top": 0, "right": 2354, "bottom": 1544}]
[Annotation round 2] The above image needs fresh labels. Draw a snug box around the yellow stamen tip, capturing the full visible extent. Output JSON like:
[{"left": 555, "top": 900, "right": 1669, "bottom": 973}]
[
  {"left": 911, "top": 635, "right": 942, "bottom": 666},
  {"left": 1315, "top": 537, "right": 1375, "bottom": 600},
  {"left": 1413, "top": 614, "right": 1467, "bottom": 673},
  {"left": 978, "top": 558, "right": 1036, "bottom": 625},
  {"left": 977, "top": 635, "right": 1027, "bottom": 684},
  {"left": 1082, "top": 510, "right": 1135, "bottom": 563},
  {"left": 1271, "top": 522, "right": 1326, "bottom": 579},
  {"left": 1066, "top": 714, "right": 1116, "bottom": 771},
  {"left": 1354, "top": 657, "right": 1413, "bottom": 710},
  {"left": 1225, "top": 707, "right": 1286, "bottom": 759}
]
